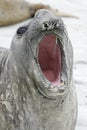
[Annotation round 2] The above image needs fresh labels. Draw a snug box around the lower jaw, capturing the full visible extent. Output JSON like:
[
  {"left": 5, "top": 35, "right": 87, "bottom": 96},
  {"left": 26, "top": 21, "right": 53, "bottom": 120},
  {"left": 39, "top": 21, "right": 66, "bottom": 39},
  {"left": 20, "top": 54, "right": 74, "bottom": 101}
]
[
  {"left": 42, "top": 69, "right": 61, "bottom": 86},
  {"left": 51, "top": 77, "right": 61, "bottom": 86}
]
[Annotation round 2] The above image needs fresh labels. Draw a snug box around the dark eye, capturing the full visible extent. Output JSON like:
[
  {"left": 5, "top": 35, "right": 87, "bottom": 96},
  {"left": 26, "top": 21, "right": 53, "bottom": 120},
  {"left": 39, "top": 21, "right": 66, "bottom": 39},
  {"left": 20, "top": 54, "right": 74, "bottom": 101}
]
[{"left": 17, "top": 26, "right": 27, "bottom": 35}]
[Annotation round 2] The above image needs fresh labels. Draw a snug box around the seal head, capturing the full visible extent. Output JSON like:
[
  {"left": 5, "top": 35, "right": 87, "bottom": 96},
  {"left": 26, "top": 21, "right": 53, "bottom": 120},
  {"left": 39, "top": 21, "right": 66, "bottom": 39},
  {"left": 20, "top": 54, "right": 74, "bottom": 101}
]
[{"left": 11, "top": 9, "right": 73, "bottom": 100}]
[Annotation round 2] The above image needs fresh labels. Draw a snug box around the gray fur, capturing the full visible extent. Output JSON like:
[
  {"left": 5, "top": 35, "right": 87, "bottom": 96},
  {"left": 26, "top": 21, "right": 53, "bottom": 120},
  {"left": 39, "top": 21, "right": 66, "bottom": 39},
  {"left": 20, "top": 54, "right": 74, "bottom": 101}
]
[{"left": 0, "top": 9, "right": 77, "bottom": 130}]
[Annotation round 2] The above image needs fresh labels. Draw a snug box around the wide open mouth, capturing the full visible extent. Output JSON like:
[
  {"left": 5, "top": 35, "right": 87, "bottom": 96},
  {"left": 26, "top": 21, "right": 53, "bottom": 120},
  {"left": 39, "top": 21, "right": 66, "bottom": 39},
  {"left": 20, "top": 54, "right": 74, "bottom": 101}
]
[{"left": 38, "top": 34, "right": 61, "bottom": 86}]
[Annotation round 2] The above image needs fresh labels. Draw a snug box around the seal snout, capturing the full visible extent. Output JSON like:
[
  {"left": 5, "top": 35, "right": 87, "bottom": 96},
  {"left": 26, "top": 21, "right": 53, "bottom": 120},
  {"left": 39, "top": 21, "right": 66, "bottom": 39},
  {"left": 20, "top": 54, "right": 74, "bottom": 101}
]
[
  {"left": 41, "top": 19, "right": 59, "bottom": 30},
  {"left": 34, "top": 9, "right": 61, "bottom": 31}
]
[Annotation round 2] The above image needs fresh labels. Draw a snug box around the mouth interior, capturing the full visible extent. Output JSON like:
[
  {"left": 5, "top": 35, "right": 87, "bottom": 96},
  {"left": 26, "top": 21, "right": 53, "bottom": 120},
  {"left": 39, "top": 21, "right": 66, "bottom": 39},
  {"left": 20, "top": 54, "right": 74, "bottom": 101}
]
[{"left": 38, "top": 34, "right": 61, "bottom": 86}]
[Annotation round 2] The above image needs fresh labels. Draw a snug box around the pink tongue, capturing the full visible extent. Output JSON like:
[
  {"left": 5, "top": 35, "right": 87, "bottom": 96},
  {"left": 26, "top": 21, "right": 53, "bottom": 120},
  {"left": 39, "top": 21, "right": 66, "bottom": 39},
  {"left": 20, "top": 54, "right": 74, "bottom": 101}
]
[
  {"left": 38, "top": 34, "right": 61, "bottom": 85},
  {"left": 43, "top": 70, "right": 56, "bottom": 82}
]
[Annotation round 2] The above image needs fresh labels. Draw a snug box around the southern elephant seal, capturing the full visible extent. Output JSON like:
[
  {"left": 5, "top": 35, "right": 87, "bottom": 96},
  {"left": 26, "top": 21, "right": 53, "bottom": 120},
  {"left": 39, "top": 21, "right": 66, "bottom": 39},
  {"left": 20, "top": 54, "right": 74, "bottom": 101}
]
[
  {"left": 0, "top": 0, "right": 78, "bottom": 27},
  {"left": 0, "top": 9, "right": 77, "bottom": 130}
]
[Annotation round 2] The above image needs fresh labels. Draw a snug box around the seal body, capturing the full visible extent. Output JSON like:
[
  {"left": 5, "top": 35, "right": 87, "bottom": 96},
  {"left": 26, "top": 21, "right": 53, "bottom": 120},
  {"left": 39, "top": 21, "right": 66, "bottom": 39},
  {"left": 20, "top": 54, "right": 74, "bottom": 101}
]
[
  {"left": 0, "top": 0, "right": 77, "bottom": 26},
  {"left": 0, "top": 9, "right": 77, "bottom": 130}
]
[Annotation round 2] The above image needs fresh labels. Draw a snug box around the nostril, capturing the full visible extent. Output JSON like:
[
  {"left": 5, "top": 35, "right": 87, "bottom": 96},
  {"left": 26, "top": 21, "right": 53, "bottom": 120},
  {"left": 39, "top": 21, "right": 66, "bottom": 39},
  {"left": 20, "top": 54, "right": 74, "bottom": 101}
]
[
  {"left": 42, "top": 22, "right": 49, "bottom": 30},
  {"left": 44, "top": 23, "right": 49, "bottom": 28},
  {"left": 41, "top": 19, "right": 60, "bottom": 30}
]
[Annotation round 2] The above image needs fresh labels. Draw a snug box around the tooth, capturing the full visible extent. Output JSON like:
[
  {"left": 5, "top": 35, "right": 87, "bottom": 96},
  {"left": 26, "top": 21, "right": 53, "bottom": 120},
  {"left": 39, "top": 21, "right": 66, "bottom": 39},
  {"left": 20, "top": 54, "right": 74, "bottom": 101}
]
[
  {"left": 60, "top": 82, "right": 64, "bottom": 86},
  {"left": 50, "top": 85, "right": 54, "bottom": 88}
]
